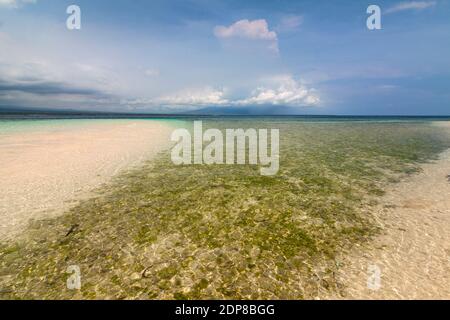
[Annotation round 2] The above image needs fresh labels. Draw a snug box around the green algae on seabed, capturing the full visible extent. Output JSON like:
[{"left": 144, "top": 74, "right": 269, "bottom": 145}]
[{"left": 1, "top": 121, "right": 450, "bottom": 299}]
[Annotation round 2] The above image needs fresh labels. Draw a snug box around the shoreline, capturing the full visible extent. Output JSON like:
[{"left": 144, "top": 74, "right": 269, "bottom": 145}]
[
  {"left": 0, "top": 120, "right": 175, "bottom": 242},
  {"left": 323, "top": 145, "right": 450, "bottom": 299},
  {"left": 1, "top": 120, "right": 449, "bottom": 299}
]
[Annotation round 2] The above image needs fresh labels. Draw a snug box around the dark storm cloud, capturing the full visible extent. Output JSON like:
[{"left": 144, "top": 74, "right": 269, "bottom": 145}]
[{"left": 0, "top": 79, "right": 106, "bottom": 97}]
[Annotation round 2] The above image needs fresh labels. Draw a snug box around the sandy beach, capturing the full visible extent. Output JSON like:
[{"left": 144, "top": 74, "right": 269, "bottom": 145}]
[
  {"left": 0, "top": 120, "right": 174, "bottom": 242},
  {"left": 324, "top": 122, "right": 450, "bottom": 299}
]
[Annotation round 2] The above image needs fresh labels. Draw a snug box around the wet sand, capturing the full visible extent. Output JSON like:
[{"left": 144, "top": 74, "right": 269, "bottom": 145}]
[
  {"left": 0, "top": 120, "right": 174, "bottom": 242},
  {"left": 324, "top": 125, "right": 450, "bottom": 299}
]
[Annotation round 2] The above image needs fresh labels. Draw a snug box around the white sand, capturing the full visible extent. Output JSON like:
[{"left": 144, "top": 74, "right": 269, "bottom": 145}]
[
  {"left": 324, "top": 122, "right": 450, "bottom": 299},
  {"left": 0, "top": 120, "right": 174, "bottom": 242}
]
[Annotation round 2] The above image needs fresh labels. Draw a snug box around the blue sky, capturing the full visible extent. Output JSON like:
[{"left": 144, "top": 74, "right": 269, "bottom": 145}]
[{"left": 0, "top": 0, "right": 449, "bottom": 114}]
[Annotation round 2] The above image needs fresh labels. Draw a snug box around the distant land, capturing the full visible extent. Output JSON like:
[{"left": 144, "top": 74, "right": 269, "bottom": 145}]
[
  {"left": 1, "top": 105, "right": 450, "bottom": 120},
  {"left": 185, "top": 105, "right": 312, "bottom": 115},
  {"left": 0, "top": 105, "right": 314, "bottom": 116}
]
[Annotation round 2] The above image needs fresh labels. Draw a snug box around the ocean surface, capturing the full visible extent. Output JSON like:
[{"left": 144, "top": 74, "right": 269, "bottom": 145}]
[
  {"left": 1, "top": 114, "right": 450, "bottom": 299},
  {"left": 1, "top": 108, "right": 450, "bottom": 121},
  {"left": 1, "top": 114, "right": 450, "bottom": 130},
  {"left": 0, "top": 118, "right": 182, "bottom": 135}
]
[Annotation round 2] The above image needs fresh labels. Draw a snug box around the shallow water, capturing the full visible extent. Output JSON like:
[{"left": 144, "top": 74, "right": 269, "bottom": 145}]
[
  {"left": 0, "top": 119, "right": 175, "bottom": 241},
  {"left": 0, "top": 118, "right": 183, "bottom": 135},
  {"left": 1, "top": 119, "right": 449, "bottom": 299}
]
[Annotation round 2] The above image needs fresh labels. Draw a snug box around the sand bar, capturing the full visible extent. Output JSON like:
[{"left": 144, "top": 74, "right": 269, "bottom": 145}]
[
  {"left": 324, "top": 123, "right": 450, "bottom": 299},
  {"left": 0, "top": 120, "right": 174, "bottom": 241}
]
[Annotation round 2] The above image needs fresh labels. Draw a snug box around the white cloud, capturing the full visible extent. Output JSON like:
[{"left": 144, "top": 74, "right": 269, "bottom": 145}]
[
  {"left": 237, "top": 75, "right": 320, "bottom": 107},
  {"left": 385, "top": 1, "right": 437, "bottom": 14},
  {"left": 156, "top": 75, "right": 320, "bottom": 107},
  {"left": 155, "top": 76, "right": 319, "bottom": 108},
  {"left": 122, "top": 75, "right": 320, "bottom": 110},
  {"left": 214, "top": 19, "right": 277, "bottom": 41},
  {"left": 214, "top": 19, "right": 278, "bottom": 52},
  {"left": 0, "top": 0, "right": 36, "bottom": 9},
  {"left": 157, "top": 87, "right": 229, "bottom": 107}
]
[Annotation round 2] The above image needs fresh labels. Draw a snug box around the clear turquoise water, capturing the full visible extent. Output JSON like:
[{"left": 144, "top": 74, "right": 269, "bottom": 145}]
[
  {"left": 0, "top": 118, "right": 183, "bottom": 135},
  {"left": 0, "top": 119, "right": 96, "bottom": 134}
]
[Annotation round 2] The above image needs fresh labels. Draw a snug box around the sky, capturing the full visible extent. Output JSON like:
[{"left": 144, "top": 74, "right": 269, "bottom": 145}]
[{"left": 0, "top": 0, "right": 449, "bottom": 115}]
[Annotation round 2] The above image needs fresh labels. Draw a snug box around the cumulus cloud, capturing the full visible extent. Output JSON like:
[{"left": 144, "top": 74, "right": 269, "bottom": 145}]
[
  {"left": 237, "top": 75, "right": 319, "bottom": 107},
  {"left": 157, "top": 87, "right": 229, "bottom": 107},
  {"left": 121, "top": 75, "right": 320, "bottom": 111},
  {"left": 385, "top": 1, "right": 437, "bottom": 14},
  {"left": 143, "top": 75, "right": 319, "bottom": 109},
  {"left": 120, "top": 87, "right": 229, "bottom": 111},
  {"left": 214, "top": 19, "right": 278, "bottom": 52},
  {"left": 0, "top": 0, "right": 36, "bottom": 9}
]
